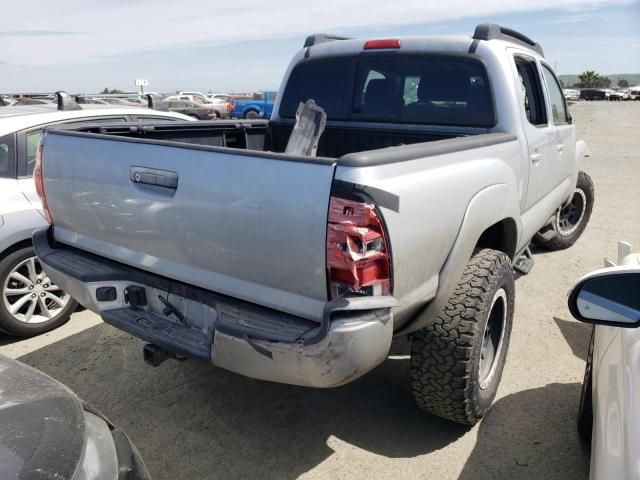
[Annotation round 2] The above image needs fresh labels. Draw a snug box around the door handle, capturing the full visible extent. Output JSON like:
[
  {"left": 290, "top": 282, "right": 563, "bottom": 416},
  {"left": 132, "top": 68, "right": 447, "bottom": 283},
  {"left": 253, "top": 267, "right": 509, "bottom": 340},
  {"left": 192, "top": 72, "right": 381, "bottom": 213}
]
[
  {"left": 130, "top": 166, "right": 178, "bottom": 189},
  {"left": 557, "top": 143, "right": 564, "bottom": 153},
  {"left": 530, "top": 152, "right": 542, "bottom": 165}
]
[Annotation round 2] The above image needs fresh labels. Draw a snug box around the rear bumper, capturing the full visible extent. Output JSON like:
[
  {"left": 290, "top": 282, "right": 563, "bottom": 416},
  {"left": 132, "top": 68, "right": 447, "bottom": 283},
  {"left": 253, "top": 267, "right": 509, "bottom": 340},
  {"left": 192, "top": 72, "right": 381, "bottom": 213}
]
[{"left": 34, "top": 228, "right": 396, "bottom": 388}]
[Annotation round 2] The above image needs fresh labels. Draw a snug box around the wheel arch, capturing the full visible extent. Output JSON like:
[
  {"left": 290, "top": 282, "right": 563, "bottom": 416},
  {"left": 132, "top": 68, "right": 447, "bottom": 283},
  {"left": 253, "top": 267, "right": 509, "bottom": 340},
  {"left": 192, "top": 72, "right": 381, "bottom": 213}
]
[
  {"left": 475, "top": 217, "right": 519, "bottom": 260},
  {"left": 399, "top": 183, "right": 522, "bottom": 335},
  {"left": 0, "top": 238, "right": 33, "bottom": 260}
]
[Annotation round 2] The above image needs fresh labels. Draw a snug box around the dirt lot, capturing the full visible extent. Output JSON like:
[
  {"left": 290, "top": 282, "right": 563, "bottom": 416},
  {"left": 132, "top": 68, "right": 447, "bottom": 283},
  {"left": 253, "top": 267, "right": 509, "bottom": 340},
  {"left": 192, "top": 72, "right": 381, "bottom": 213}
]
[{"left": 2, "top": 101, "right": 639, "bottom": 480}]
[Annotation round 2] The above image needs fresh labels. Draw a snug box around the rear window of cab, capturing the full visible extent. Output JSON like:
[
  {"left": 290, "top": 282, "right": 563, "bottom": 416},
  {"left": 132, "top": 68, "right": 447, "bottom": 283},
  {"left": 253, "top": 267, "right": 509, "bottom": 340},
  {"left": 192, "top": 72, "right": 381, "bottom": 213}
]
[{"left": 279, "top": 54, "right": 495, "bottom": 128}]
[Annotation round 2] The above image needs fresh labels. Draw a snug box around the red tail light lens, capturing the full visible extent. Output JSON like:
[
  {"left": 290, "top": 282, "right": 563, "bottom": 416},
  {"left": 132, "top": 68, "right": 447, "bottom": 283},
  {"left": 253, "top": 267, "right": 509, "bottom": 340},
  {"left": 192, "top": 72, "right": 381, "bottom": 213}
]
[
  {"left": 326, "top": 197, "right": 391, "bottom": 299},
  {"left": 34, "top": 145, "right": 52, "bottom": 224},
  {"left": 363, "top": 39, "right": 401, "bottom": 50}
]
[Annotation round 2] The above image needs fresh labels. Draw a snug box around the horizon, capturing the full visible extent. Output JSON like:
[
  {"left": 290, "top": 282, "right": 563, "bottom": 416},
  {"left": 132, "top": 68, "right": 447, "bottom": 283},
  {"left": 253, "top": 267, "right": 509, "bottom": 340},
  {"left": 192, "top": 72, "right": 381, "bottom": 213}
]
[{"left": 2, "top": 0, "right": 640, "bottom": 93}]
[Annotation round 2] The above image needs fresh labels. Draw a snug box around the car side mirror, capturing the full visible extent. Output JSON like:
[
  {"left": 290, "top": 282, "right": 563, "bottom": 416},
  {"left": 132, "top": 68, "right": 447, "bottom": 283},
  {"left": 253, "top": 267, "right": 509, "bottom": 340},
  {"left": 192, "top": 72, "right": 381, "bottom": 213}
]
[
  {"left": 566, "top": 112, "right": 573, "bottom": 124},
  {"left": 568, "top": 267, "right": 640, "bottom": 327}
]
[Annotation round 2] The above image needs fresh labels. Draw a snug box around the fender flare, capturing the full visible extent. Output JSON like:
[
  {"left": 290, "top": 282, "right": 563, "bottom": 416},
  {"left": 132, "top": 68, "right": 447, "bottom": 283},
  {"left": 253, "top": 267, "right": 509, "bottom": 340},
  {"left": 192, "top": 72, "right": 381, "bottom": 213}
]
[
  {"left": 575, "top": 139, "right": 590, "bottom": 172},
  {"left": 561, "top": 139, "right": 590, "bottom": 207},
  {"left": 398, "top": 183, "right": 521, "bottom": 335}
]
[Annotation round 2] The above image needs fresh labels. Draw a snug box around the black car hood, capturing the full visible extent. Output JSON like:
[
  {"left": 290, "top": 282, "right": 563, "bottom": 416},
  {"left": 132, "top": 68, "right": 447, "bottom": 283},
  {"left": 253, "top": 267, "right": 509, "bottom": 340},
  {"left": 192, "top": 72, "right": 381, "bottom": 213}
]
[{"left": 0, "top": 354, "right": 84, "bottom": 480}]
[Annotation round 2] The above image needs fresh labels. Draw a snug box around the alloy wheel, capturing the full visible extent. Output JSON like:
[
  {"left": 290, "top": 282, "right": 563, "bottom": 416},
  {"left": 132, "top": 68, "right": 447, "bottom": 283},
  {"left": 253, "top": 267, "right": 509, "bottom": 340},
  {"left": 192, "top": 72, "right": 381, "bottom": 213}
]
[{"left": 2, "top": 256, "right": 70, "bottom": 324}]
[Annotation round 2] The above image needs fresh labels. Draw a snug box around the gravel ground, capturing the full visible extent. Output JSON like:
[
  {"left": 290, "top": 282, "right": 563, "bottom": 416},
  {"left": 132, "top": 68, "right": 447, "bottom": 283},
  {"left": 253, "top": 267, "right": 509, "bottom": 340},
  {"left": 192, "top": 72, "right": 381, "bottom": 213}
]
[{"left": 2, "top": 101, "right": 639, "bottom": 480}]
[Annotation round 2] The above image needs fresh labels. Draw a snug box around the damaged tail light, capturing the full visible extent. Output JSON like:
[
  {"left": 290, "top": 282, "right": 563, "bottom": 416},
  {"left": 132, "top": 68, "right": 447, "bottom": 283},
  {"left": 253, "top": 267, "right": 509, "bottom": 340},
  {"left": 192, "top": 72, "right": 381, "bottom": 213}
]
[
  {"left": 326, "top": 196, "right": 391, "bottom": 299},
  {"left": 33, "top": 145, "right": 52, "bottom": 224}
]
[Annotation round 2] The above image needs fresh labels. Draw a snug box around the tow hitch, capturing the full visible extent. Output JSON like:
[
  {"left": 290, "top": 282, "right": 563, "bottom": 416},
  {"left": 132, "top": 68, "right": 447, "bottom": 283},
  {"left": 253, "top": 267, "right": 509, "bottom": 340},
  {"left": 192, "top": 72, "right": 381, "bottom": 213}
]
[{"left": 143, "top": 343, "right": 184, "bottom": 367}]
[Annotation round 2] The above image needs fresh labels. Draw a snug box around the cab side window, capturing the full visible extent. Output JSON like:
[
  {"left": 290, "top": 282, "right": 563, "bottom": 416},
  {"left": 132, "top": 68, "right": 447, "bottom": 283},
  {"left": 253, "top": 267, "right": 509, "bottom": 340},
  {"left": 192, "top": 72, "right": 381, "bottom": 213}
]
[
  {"left": 514, "top": 57, "right": 547, "bottom": 127},
  {"left": 541, "top": 64, "right": 568, "bottom": 124}
]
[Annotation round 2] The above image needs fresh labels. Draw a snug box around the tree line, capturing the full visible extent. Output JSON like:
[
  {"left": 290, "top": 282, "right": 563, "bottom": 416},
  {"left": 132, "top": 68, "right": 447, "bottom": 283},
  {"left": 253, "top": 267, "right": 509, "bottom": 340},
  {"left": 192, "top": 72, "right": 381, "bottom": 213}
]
[{"left": 565, "top": 71, "right": 630, "bottom": 89}]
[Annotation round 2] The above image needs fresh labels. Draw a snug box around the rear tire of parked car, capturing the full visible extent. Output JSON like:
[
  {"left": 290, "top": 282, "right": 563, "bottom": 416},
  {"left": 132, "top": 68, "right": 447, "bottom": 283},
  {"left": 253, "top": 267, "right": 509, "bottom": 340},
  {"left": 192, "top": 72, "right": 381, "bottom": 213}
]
[
  {"left": 410, "top": 248, "right": 515, "bottom": 426},
  {"left": 533, "top": 171, "right": 594, "bottom": 251},
  {"left": 244, "top": 110, "right": 259, "bottom": 119},
  {"left": 578, "top": 326, "right": 594, "bottom": 444},
  {"left": 0, "top": 246, "right": 77, "bottom": 337}
]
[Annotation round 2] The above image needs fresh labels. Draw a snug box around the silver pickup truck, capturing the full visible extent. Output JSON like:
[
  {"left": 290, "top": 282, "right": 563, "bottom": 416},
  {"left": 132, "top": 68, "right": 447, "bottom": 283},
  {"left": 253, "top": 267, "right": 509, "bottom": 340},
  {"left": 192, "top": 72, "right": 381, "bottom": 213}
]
[{"left": 34, "top": 24, "right": 594, "bottom": 425}]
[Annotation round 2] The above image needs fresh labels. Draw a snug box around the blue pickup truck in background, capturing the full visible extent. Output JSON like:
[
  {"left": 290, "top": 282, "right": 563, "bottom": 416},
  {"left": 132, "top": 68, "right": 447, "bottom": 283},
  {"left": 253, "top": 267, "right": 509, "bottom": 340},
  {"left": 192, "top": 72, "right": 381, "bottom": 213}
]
[{"left": 230, "top": 91, "right": 277, "bottom": 119}]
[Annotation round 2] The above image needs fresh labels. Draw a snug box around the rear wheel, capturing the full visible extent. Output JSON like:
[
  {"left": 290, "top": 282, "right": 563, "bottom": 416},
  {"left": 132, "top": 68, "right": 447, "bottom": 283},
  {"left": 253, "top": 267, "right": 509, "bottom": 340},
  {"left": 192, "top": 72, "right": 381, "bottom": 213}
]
[
  {"left": 244, "top": 110, "right": 259, "bottom": 119},
  {"left": 410, "top": 248, "right": 514, "bottom": 425},
  {"left": 534, "top": 171, "right": 594, "bottom": 250},
  {"left": 0, "top": 246, "right": 77, "bottom": 337}
]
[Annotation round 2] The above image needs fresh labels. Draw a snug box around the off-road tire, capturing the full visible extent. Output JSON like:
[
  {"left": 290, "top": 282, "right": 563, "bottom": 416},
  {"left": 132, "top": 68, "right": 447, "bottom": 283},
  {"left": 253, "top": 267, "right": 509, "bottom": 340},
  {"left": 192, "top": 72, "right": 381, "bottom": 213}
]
[
  {"left": 578, "top": 326, "right": 594, "bottom": 444},
  {"left": 534, "top": 171, "right": 594, "bottom": 251},
  {"left": 411, "top": 248, "right": 515, "bottom": 425},
  {"left": 0, "top": 246, "right": 77, "bottom": 337}
]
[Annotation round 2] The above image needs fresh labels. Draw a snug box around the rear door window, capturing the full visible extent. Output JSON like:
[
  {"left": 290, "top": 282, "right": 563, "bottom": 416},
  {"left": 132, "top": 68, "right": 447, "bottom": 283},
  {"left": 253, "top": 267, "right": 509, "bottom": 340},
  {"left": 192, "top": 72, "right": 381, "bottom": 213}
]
[
  {"left": 279, "top": 55, "right": 494, "bottom": 127},
  {"left": 514, "top": 57, "right": 547, "bottom": 126},
  {"left": 19, "top": 117, "right": 127, "bottom": 176},
  {"left": 0, "top": 134, "right": 15, "bottom": 178}
]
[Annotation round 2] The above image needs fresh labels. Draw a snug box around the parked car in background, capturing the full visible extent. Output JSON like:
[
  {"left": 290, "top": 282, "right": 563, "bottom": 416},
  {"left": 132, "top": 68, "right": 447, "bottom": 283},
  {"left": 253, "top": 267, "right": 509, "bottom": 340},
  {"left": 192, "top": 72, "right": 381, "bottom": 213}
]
[
  {"left": 178, "top": 91, "right": 212, "bottom": 103},
  {"left": 208, "top": 93, "right": 230, "bottom": 102},
  {"left": 580, "top": 89, "right": 606, "bottom": 101},
  {"left": 100, "top": 97, "right": 144, "bottom": 107},
  {"left": 209, "top": 97, "right": 234, "bottom": 119},
  {"left": 568, "top": 241, "right": 640, "bottom": 480},
  {"left": 0, "top": 102, "right": 192, "bottom": 337},
  {"left": 628, "top": 86, "right": 640, "bottom": 100},
  {"left": 13, "top": 98, "right": 54, "bottom": 106},
  {"left": 230, "top": 91, "right": 277, "bottom": 119},
  {"left": 0, "top": 97, "right": 18, "bottom": 107},
  {"left": 608, "top": 90, "right": 629, "bottom": 101},
  {"left": 36, "top": 24, "right": 593, "bottom": 426},
  {"left": 76, "top": 97, "right": 110, "bottom": 105},
  {"left": 160, "top": 99, "right": 216, "bottom": 119},
  {"left": 0, "top": 354, "right": 150, "bottom": 479},
  {"left": 563, "top": 88, "right": 580, "bottom": 101}
]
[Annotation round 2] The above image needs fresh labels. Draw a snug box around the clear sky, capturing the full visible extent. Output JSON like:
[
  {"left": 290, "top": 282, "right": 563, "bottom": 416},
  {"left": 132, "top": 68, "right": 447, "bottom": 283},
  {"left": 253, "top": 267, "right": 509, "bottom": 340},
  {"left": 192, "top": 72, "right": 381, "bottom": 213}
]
[{"left": 2, "top": 0, "right": 639, "bottom": 93}]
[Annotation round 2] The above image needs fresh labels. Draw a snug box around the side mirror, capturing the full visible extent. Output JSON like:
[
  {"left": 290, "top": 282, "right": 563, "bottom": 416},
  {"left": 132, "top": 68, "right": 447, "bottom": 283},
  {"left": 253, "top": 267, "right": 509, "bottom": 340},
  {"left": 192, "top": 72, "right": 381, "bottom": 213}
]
[
  {"left": 568, "top": 267, "right": 640, "bottom": 327},
  {"left": 566, "top": 112, "right": 573, "bottom": 124}
]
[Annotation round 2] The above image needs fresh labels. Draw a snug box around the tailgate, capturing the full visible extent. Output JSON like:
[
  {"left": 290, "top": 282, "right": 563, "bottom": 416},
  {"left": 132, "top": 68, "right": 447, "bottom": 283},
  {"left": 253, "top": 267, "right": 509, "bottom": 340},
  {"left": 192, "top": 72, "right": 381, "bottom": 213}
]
[{"left": 41, "top": 130, "right": 336, "bottom": 320}]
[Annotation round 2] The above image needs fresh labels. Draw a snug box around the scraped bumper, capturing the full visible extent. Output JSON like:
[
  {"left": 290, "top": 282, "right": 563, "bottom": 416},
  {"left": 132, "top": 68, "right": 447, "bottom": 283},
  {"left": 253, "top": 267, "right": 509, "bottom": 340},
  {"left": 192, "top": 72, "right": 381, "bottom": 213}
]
[{"left": 34, "top": 228, "right": 395, "bottom": 388}]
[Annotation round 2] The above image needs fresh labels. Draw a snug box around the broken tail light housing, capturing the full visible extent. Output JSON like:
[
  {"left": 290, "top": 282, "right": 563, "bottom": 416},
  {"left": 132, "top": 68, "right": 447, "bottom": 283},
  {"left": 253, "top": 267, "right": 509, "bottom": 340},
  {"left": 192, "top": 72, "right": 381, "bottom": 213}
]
[
  {"left": 326, "top": 197, "right": 391, "bottom": 299},
  {"left": 33, "top": 145, "right": 52, "bottom": 224}
]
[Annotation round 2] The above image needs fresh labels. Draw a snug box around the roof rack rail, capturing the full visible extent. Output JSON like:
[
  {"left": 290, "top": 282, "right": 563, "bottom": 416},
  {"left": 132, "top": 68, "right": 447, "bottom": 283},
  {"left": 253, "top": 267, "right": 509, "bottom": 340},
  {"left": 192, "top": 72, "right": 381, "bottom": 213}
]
[
  {"left": 56, "top": 91, "right": 82, "bottom": 111},
  {"left": 473, "top": 23, "right": 544, "bottom": 57},
  {"left": 303, "top": 33, "right": 352, "bottom": 48}
]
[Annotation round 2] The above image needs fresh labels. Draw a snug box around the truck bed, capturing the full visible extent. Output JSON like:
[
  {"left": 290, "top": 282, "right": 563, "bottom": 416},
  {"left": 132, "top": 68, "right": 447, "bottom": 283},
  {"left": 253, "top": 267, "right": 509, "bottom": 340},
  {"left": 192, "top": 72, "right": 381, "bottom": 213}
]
[
  {"left": 67, "top": 119, "right": 476, "bottom": 159},
  {"left": 41, "top": 120, "right": 516, "bottom": 323}
]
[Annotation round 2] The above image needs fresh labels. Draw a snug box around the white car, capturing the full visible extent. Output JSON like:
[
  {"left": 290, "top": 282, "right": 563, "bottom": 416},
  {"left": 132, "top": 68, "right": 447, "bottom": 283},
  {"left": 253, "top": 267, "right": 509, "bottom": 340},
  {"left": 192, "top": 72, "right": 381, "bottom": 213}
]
[
  {"left": 563, "top": 88, "right": 580, "bottom": 101},
  {"left": 177, "top": 91, "right": 212, "bottom": 104},
  {"left": 568, "top": 241, "right": 640, "bottom": 480},
  {"left": 0, "top": 100, "right": 192, "bottom": 337}
]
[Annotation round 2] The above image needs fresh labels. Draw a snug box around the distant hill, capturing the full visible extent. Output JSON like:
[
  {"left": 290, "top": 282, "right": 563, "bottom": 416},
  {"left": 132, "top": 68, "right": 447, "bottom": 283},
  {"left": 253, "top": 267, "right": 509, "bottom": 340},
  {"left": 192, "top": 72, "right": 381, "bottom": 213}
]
[{"left": 559, "top": 73, "right": 640, "bottom": 88}]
